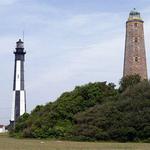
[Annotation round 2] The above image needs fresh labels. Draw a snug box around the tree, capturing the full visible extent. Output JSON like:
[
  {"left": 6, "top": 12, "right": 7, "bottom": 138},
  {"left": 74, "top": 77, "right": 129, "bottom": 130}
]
[
  {"left": 73, "top": 81, "right": 150, "bottom": 142},
  {"left": 119, "top": 74, "right": 141, "bottom": 92},
  {"left": 10, "top": 82, "right": 117, "bottom": 139}
]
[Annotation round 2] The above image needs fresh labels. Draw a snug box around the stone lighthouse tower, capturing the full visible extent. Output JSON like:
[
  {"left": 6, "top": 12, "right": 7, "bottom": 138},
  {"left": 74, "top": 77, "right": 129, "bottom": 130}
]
[
  {"left": 10, "top": 39, "right": 26, "bottom": 124},
  {"left": 123, "top": 9, "right": 148, "bottom": 79}
]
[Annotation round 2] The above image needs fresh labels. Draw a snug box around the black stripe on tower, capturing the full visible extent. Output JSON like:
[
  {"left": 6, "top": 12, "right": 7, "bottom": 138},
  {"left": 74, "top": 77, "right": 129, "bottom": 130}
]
[
  {"left": 24, "top": 91, "right": 26, "bottom": 113},
  {"left": 13, "top": 61, "right": 17, "bottom": 90},
  {"left": 15, "top": 91, "right": 20, "bottom": 121},
  {"left": 21, "top": 61, "right": 24, "bottom": 90},
  {"left": 15, "top": 53, "right": 25, "bottom": 61}
]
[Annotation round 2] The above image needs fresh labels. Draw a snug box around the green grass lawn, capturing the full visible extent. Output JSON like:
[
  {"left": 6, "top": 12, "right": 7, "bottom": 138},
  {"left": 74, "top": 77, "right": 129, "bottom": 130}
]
[{"left": 0, "top": 134, "right": 150, "bottom": 150}]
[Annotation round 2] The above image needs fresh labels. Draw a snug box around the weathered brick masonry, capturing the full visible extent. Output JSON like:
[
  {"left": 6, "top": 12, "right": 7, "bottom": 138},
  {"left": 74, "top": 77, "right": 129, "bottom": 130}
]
[{"left": 123, "top": 9, "right": 148, "bottom": 80}]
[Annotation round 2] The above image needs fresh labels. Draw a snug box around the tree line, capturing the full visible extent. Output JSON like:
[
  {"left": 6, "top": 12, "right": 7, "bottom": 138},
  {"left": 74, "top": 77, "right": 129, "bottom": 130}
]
[{"left": 10, "top": 75, "right": 150, "bottom": 142}]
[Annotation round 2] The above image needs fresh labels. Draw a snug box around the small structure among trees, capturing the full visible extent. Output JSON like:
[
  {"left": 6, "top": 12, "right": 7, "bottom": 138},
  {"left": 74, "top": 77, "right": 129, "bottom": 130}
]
[{"left": 0, "top": 125, "right": 6, "bottom": 133}]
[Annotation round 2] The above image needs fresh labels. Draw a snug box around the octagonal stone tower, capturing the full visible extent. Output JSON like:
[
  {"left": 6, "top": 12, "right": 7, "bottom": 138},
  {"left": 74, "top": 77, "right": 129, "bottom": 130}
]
[{"left": 123, "top": 9, "right": 148, "bottom": 80}]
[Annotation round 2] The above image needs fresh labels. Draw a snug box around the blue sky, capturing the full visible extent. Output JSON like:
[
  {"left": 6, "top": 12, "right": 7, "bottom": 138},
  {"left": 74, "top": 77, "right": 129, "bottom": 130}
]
[{"left": 1, "top": 0, "right": 150, "bottom": 124}]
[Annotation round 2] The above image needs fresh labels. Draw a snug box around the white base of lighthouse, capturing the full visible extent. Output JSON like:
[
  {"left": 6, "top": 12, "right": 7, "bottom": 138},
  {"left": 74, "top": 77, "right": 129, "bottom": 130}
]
[{"left": 11, "top": 90, "right": 26, "bottom": 122}]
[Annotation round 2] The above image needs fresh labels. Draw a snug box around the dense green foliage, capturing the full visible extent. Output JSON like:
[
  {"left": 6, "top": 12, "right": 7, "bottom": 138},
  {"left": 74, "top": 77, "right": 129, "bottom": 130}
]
[
  {"left": 10, "top": 75, "right": 150, "bottom": 142},
  {"left": 74, "top": 80, "right": 150, "bottom": 142},
  {"left": 119, "top": 74, "right": 141, "bottom": 92},
  {"left": 11, "top": 82, "right": 117, "bottom": 138}
]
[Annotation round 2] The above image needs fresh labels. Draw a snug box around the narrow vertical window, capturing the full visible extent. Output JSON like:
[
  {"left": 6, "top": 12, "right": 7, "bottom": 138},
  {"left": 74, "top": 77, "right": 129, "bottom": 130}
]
[
  {"left": 135, "top": 37, "right": 138, "bottom": 43},
  {"left": 134, "top": 56, "right": 140, "bottom": 62},
  {"left": 134, "top": 23, "right": 138, "bottom": 27},
  {"left": 135, "top": 57, "right": 138, "bottom": 62}
]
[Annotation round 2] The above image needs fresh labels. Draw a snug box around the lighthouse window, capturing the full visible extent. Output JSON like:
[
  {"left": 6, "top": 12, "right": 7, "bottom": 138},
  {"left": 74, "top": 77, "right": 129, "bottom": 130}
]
[
  {"left": 134, "top": 23, "right": 138, "bottom": 27},
  {"left": 135, "top": 37, "right": 138, "bottom": 43},
  {"left": 135, "top": 56, "right": 139, "bottom": 62}
]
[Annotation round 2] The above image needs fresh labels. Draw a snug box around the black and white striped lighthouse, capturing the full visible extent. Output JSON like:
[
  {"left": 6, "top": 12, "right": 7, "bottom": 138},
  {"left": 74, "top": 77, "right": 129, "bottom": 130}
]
[{"left": 10, "top": 39, "right": 26, "bottom": 124}]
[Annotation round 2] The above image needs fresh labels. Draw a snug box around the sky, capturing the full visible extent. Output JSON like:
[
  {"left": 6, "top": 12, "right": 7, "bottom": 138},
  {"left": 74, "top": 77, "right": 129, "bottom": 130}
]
[{"left": 1, "top": 0, "right": 150, "bottom": 124}]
